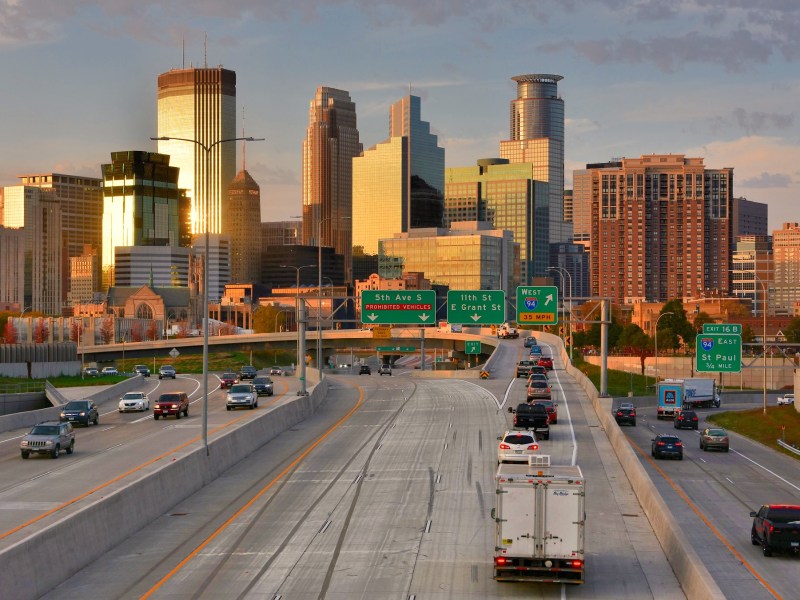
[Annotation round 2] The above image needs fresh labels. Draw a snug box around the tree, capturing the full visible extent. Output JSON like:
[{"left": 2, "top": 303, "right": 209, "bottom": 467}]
[
  {"left": 252, "top": 305, "right": 288, "bottom": 334},
  {"left": 784, "top": 317, "right": 800, "bottom": 343},
  {"left": 69, "top": 320, "right": 83, "bottom": 343},
  {"left": 100, "top": 317, "right": 115, "bottom": 344},
  {"left": 616, "top": 323, "right": 651, "bottom": 373},
  {"left": 130, "top": 322, "right": 143, "bottom": 342},
  {"left": 2, "top": 320, "right": 18, "bottom": 344},
  {"left": 175, "top": 321, "right": 190, "bottom": 338},
  {"left": 741, "top": 325, "right": 755, "bottom": 344},
  {"left": 33, "top": 319, "right": 49, "bottom": 343},
  {"left": 658, "top": 300, "right": 694, "bottom": 351},
  {"left": 146, "top": 320, "right": 158, "bottom": 341},
  {"left": 692, "top": 311, "right": 715, "bottom": 334}
]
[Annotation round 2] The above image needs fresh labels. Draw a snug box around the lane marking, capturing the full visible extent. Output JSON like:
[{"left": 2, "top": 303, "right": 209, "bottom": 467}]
[
  {"left": 540, "top": 340, "right": 577, "bottom": 467},
  {"left": 731, "top": 449, "right": 800, "bottom": 493},
  {"left": 140, "top": 384, "right": 367, "bottom": 599},
  {"left": 626, "top": 433, "right": 783, "bottom": 600}
]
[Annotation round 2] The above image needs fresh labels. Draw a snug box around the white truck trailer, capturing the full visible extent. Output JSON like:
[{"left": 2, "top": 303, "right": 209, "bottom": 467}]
[
  {"left": 492, "top": 456, "right": 585, "bottom": 584},
  {"left": 681, "top": 377, "right": 720, "bottom": 408}
]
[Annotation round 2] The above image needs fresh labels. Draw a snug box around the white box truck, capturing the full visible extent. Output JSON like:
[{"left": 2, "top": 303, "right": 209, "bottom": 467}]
[
  {"left": 492, "top": 456, "right": 585, "bottom": 584},
  {"left": 681, "top": 377, "right": 720, "bottom": 408}
]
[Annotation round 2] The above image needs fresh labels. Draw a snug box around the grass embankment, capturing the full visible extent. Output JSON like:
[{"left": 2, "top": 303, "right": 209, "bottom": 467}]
[
  {"left": 708, "top": 408, "right": 800, "bottom": 460},
  {"left": 0, "top": 350, "right": 298, "bottom": 389},
  {"left": 572, "top": 356, "right": 651, "bottom": 397}
]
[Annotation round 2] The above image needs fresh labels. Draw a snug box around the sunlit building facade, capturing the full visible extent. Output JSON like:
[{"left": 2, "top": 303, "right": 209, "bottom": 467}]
[
  {"left": 445, "top": 158, "right": 549, "bottom": 284},
  {"left": 773, "top": 222, "right": 800, "bottom": 316},
  {"left": 191, "top": 234, "right": 231, "bottom": 302},
  {"left": 157, "top": 67, "right": 236, "bottom": 236},
  {"left": 224, "top": 166, "right": 261, "bottom": 284},
  {"left": 302, "top": 87, "right": 362, "bottom": 282},
  {"left": 731, "top": 235, "right": 773, "bottom": 316},
  {"left": 68, "top": 245, "right": 100, "bottom": 305},
  {"left": 352, "top": 95, "right": 444, "bottom": 256},
  {"left": 113, "top": 246, "right": 192, "bottom": 289},
  {"left": 500, "top": 74, "right": 568, "bottom": 245},
  {"left": 101, "top": 151, "right": 190, "bottom": 290},
  {"left": 0, "top": 226, "right": 25, "bottom": 309}
]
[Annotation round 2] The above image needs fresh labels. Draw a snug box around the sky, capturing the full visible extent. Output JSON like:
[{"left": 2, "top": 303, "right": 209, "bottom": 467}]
[{"left": 0, "top": 0, "right": 798, "bottom": 232}]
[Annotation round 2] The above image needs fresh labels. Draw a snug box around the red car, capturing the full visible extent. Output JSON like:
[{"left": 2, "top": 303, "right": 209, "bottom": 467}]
[
  {"left": 153, "top": 392, "right": 189, "bottom": 420},
  {"left": 537, "top": 357, "right": 554, "bottom": 370},
  {"left": 534, "top": 399, "right": 558, "bottom": 424},
  {"left": 219, "top": 372, "right": 238, "bottom": 389}
]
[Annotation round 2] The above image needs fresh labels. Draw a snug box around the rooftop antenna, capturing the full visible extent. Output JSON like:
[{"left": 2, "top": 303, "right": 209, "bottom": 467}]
[
  {"left": 204, "top": 32, "right": 207, "bottom": 68},
  {"left": 242, "top": 106, "right": 246, "bottom": 171},
  {"left": 182, "top": 39, "right": 185, "bottom": 69}
]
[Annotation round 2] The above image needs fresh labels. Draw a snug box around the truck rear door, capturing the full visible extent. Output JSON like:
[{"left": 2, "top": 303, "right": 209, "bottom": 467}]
[
  {"left": 499, "top": 484, "right": 538, "bottom": 556},
  {"left": 544, "top": 482, "right": 583, "bottom": 558}
]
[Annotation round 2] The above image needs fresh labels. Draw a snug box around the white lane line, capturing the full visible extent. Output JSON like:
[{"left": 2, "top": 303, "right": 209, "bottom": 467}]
[
  {"left": 726, "top": 477, "right": 735, "bottom": 485},
  {"left": 731, "top": 448, "right": 800, "bottom": 493},
  {"left": 0, "top": 434, "right": 25, "bottom": 444},
  {"left": 699, "top": 457, "right": 707, "bottom": 463},
  {"left": 541, "top": 341, "right": 578, "bottom": 467},
  {"left": 459, "top": 379, "right": 502, "bottom": 411}
]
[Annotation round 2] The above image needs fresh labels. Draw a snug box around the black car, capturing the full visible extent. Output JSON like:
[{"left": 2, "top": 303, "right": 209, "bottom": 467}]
[
  {"left": 239, "top": 365, "right": 258, "bottom": 380},
  {"left": 674, "top": 409, "right": 699, "bottom": 430},
  {"left": 359, "top": 365, "right": 371, "bottom": 375},
  {"left": 252, "top": 376, "right": 274, "bottom": 396},
  {"left": 615, "top": 403, "right": 637, "bottom": 426},
  {"left": 651, "top": 434, "right": 683, "bottom": 460},
  {"left": 59, "top": 400, "right": 99, "bottom": 427}
]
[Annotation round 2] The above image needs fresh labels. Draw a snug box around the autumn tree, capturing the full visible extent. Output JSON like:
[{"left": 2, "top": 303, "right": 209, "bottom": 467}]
[
  {"left": 784, "top": 317, "right": 800, "bottom": 344},
  {"left": 2, "top": 320, "right": 18, "bottom": 344},
  {"left": 69, "top": 320, "right": 83, "bottom": 343},
  {"left": 175, "top": 321, "right": 190, "bottom": 338},
  {"left": 616, "top": 323, "right": 651, "bottom": 374},
  {"left": 130, "top": 322, "right": 143, "bottom": 342},
  {"left": 33, "top": 319, "right": 49, "bottom": 343},
  {"left": 146, "top": 320, "right": 158, "bottom": 340},
  {"left": 100, "top": 317, "right": 115, "bottom": 344}
]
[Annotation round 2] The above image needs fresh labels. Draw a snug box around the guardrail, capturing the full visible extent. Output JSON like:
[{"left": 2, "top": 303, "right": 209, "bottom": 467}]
[
  {"left": 0, "top": 382, "right": 45, "bottom": 394},
  {"left": 777, "top": 439, "right": 800, "bottom": 456}
]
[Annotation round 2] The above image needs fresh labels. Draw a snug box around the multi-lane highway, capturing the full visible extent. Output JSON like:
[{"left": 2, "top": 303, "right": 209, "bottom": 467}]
[
  {"left": 33, "top": 338, "right": 690, "bottom": 599},
  {"left": 620, "top": 397, "right": 800, "bottom": 599},
  {"left": 0, "top": 372, "right": 298, "bottom": 541}
]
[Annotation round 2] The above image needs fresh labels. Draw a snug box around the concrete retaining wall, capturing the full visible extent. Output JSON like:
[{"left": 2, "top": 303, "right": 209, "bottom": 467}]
[
  {"left": 0, "top": 392, "right": 48, "bottom": 416},
  {"left": 0, "top": 378, "right": 329, "bottom": 600},
  {"left": 536, "top": 332, "right": 725, "bottom": 599}
]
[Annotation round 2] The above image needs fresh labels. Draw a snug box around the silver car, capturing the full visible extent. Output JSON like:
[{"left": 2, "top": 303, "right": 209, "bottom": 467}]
[
  {"left": 226, "top": 383, "right": 258, "bottom": 410},
  {"left": 119, "top": 391, "right": 150, "bottom": 412}
]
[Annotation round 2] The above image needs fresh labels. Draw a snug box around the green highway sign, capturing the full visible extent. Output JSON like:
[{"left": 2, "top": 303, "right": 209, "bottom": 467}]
[
  {"left": 465, "top": 341, "right": 481, "bottom": 354},
  {"left": 361, "top": 290, "right": 436, "bottom": 325},
  {"left": 696, "top": 333, "right": 742, "bottom": 373},
  {"left": 703, "top": 323, "right": 743, "bottom": 335},
  {"left": 447, "top": 290, "right": 505, "bottom": 325},
  {"left": 516, "top": 286, "right": 559, "bottom": 325},
  {"left": 376, "top": 346, "right": 416, "bottom": 352}
]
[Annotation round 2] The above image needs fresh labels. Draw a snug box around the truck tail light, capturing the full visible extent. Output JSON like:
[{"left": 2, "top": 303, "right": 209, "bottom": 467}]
[
  {"left": 568, "top": 560, "right": 583, "bottom": 568},
  {"left": 495, "top": 556, "right": 513, "bottom": 566}
]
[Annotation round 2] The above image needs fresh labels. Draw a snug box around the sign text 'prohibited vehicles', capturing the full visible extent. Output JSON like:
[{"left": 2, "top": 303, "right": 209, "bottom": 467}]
[{"left": 361, "top": 290, "right": 436, "bottom": 325}]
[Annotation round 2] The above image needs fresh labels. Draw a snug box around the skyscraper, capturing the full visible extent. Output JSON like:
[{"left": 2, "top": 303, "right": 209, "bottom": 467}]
[
  {"left": 224, "top": 144, "right": 262, "bottom": 284},
  {"left": 352, "top": 95, "right": 444, "bottom": 255},
  {"left": 773, "top": 222, "right": 800, "bottom": 316},
  {"left": 302, "top": 87, "right": 362, "bottom": 282},
  {"left": 157, "top": 67, "right": 236, "bottom": 236},
  {"left": 100, "top": 151, "right": 190, "bottom": 290},
  {"left": 500, "top": 74, "right": 568, "bottom": 244}
]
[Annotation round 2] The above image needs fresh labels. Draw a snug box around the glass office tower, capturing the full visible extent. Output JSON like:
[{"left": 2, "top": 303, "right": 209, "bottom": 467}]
[{"left": 157, "top": 67, "right": 236, "bottom": 236}]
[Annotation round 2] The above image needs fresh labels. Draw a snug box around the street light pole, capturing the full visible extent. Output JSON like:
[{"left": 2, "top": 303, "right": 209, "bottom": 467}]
[
  {"left": 654, "top": 311, "right": 674, "bottom": 385},
  {"left": 547, "top": 266, "right": 573, "bottom": 362},
  {"left": 755, "top": 274, "right": 768, "bottom": 415},
  {"left": 547, "top": 268, "right": 566, "bottom": 350},
  {"left": 280, "top": 264, "right": 316, "bottom": 376},
  {"left": 317, "top": 215, "right": 350, "bottom": 380},
  {"left": 151, "top": 135, "right": 263, "bottom": 455}
]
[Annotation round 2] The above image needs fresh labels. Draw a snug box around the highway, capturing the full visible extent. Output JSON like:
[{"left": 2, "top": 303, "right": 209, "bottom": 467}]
[
  {"left": 0, "top": 372, "right": 299, "bottom": 541},
  {"left": 38, "top": 338, "right": 686, "bottom": 599},
  {"left": 620, "top": 397, "right": 800, "bottom": 600}
]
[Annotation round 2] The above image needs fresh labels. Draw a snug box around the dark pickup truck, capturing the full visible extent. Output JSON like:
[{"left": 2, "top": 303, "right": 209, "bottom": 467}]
[
  {"left": 750, "top": 504, "right": 800, "bottom": 556},
  {"left": 508, "top": 403, "right": 550, "bottom": 440},
  {"left": 515, "top": 360, "right": 536, "bottom": 378}
]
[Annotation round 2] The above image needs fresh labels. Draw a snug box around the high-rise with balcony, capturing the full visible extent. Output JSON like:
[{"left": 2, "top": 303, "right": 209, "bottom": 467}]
[
  {"left": 302, "top": 87, "right": 362, "bottom": 282},
  {"left": 500, "top": 74, "right": 568, "bottom": 245},
  {"left": 352, "top": 95, "right": 444, "bottom": 256},
  {"left": 157, "top": 66, "right": 236, "bottom": 236},
  {"left": 584, "top": 154, "right": 732, "bottom": 304}
]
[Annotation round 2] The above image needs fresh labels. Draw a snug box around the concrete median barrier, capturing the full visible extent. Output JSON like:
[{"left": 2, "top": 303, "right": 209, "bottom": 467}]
[{"left": 0, "top": 379, "right": 329, "bottom": 600}]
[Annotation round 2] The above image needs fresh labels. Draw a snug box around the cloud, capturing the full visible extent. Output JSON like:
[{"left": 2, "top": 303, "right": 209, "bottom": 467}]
[
  {"left": 247, "top": 162, "right": 298, "bottom": 186},
  {"left": 732, "top": 108, "right": 794, "bottom": 135},
  {"left": 566, "top": 117, "right": 600, "bottom": 134},
  {"left": 739, "top": 172, "right": 792, "bottom": 188}
]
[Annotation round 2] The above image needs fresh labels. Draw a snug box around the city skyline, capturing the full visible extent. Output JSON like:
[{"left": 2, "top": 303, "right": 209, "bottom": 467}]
[{"left": 0, "top": 1, "right": 797, "bottom": 232}]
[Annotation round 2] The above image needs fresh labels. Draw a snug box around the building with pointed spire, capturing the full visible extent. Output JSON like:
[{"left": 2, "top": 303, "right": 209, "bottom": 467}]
[{"left": 224, "top": 138, "right": 262, "bottom": 284}]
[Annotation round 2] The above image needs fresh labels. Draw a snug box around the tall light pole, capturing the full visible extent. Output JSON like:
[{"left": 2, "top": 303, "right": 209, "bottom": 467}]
[
  {"left": 280, "top": 264, "right": 316, "bottom": 371},
  {"left": 654, "top": 311, "right": 674, "bottom": 385},
  {"left": 547, "top": 268, "right": 566, "bottom": 349},
  {"left": 317, "top": 215, "right": 350, "bottom": 379},
  {"left": 548, "top": 266, "right": 573, "bottom": 362},
  {"left": 755, "top": 274, "right": 768, "bottom": 415},
  {"left": 151, "top": 135, "right": 263, "bottom": 455}
]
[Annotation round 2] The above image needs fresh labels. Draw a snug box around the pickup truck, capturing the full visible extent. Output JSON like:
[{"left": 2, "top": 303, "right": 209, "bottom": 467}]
[
  {"left": 508, "top": 403, "right": 550, "bottom": 440},
  {"left": 750, "top": 504, "right": 800, "bottom": 556},
  {"left": 498, "top": 325, "right": 519, "bottom": 339},
  {"left": 516, "top": 360, "right": 536, "bottom": 378}
]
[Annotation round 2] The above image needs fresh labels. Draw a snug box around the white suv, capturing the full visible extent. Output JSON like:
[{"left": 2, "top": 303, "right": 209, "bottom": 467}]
[
  {"left": 226, "top": 383, "right": 258, "bottom": 410},
  {"left": 378, "top": 364, "right": 392, "bottom": 376},
  {"left": 777, "top": 393, "right": 794, "bottom": 406}
]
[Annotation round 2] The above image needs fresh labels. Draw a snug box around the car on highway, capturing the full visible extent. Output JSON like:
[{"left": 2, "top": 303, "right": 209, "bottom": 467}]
[
  {"left": 359, "top": 365, "right": 371, "bottom": 375},
  {"left": 509, "top": 403, "right": 550, "bottom": 440},
  {"left": 252, "top": 376, "right": 274, "bottom": 396},
  {"left": 674, "top": 409, "right": 699, "bottom": 430},
  {"left": 269, "top": 366, "right": 284, "bottom": 376},
  {"left": 529, "top": 365, "right": 548, "bottom": 379},
  {"left": 20, "top": 421, "right": 74, "bottom": 459},
  {"left": 536, "top": 357, "right": 554, "bottom": 370},
  {"left": 378, "top": 364, "right": 392, "bottom": 376},
  {"left": 118, "top": 391, "right": 150, "bottom": 412},
  {"left": 239, "top": 365, "right": 258, "bottom": 380},
  {"left": 527, "top": 373, "right": 549, "bottom": 386},
  {"left": 750, "top": 504, "right": 800, "bottom": 557},
  {"left": 60, "top": 400, "right": 99, "bottom": 426},
  {"left": 219, "top": 372, "right": 238, "bottom": 389},
  {"left": 777, "top": 393, "right": 795, "bottom": 406},
  {"left": 158, "top": 365, "right": 177, "bottom": 379},
  {"left": 699, "top": 427, "right": 730, "bottom": 452},
  {"left": 524, "top": 336, "right": 538, "bottom": 348},
  {"left": 153, "top": 392, "right": 189, "bottom": 420},
  {"left": 497, "top": 431, "right": 539, "bottom": 464},
  {"left": 83, "top": 366, "right": 99, "bottom": 377},
  {"left": 526, "top": 379, "right": 551, "bottom": 401},
  {"left": 134, "top": 364, "right": 151, "bottom": 377},
  {"left": 226, "top": 383, "right": 258, "bottom": 410},
  {"left": 101, "top": 366, "right": 119, "bottom": 376},
  {"left": 533, "top": 399, "right": 558, "bottom": 424},
  {"left": 614, "top": 403, "right": 637, "bottom": 426},
  {"left": 651, "top": 434, "right": 683, "bottom": 460}
]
